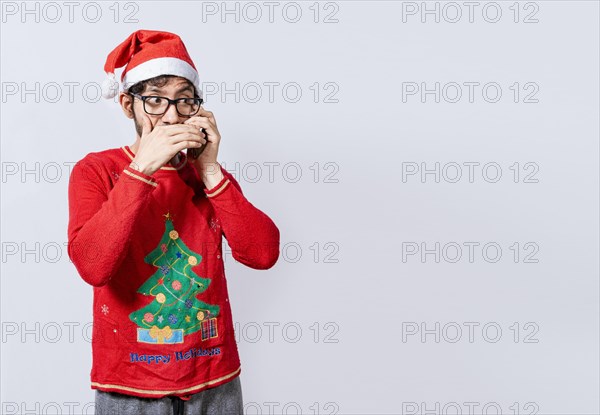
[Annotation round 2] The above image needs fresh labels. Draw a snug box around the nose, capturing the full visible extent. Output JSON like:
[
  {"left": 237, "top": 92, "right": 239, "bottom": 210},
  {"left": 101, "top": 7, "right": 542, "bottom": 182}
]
[{"left": 161, "top": 101, "right": 182, "bottom": 124}]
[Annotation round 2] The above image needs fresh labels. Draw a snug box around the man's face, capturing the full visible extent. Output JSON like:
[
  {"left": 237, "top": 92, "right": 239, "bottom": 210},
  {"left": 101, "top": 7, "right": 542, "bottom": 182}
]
[{"left": 128, "top": 77, "right": 196, "bottom": 138}]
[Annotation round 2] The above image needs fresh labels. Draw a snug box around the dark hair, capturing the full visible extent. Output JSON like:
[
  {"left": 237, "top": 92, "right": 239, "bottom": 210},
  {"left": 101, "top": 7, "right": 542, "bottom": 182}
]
[{"left": 126, "top": 74, "right": 200, "bottom": 98}]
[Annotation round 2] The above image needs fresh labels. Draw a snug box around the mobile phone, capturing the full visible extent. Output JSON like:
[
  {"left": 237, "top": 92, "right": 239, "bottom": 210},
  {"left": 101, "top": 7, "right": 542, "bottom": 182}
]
[{"left": 188, "top": 128, "right": 208, "bottom": 159}]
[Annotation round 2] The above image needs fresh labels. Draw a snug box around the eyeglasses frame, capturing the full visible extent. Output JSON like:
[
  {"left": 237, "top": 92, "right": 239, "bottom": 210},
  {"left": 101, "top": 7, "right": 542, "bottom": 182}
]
[{"left": 129, "top": 92, "right": 204, "bottom": 117}]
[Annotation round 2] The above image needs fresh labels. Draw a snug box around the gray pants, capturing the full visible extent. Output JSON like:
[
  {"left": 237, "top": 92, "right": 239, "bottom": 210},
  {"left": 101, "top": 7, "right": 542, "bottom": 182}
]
[{"left": 94, "top": 376, "right": 243, "bottom": 415}]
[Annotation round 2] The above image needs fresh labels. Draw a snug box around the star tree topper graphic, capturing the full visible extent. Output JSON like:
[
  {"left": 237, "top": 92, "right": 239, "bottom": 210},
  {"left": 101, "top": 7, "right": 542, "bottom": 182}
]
[{"left": 129, "top": 212, "right": 219, "bottom": 344}]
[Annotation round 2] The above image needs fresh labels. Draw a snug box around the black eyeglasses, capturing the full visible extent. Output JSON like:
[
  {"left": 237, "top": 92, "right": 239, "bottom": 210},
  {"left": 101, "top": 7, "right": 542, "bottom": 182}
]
[{"left": 129, "top": 93, "right": 203, "bottom": 116}]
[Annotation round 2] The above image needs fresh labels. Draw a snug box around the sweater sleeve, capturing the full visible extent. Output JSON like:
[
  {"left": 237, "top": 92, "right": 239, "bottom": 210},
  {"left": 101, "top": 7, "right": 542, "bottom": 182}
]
[
  {"left": 202, "top": 164, "right": 280, "bottom": 270},
  {"left": 67, "top": 156, "right": 158, "bottom": 287}
]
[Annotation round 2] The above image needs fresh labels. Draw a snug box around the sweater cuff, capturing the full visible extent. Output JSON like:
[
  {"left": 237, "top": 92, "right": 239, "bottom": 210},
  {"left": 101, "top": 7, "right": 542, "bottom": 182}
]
[
  {"left": 203, "top": 174, "right": 230, "bottom": 198},
  {"left": 122, "top": 165, "right": 158, "bottom": 187}
]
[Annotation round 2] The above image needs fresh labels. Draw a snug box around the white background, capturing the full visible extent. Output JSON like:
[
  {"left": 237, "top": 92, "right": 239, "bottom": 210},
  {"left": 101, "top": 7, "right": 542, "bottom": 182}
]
[{"left": 1, "top": 1, "right": 599, "bottom": 414}]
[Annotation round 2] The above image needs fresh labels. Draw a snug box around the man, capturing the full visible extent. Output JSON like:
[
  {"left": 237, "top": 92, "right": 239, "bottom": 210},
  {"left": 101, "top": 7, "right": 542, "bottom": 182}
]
[{"left": 67, "top": 30, "right": 280, "bottom": 415}]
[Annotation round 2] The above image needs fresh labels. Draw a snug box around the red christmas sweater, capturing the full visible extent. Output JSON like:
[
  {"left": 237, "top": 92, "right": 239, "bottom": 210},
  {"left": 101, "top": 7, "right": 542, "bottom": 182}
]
[{"left": 67, "top": 145, "right": 280, "bottom": 399}]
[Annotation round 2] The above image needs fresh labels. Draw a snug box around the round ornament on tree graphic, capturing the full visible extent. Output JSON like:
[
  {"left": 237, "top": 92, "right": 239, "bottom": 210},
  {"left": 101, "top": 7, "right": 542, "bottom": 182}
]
[{"left": 129, "top": 216, "right": 220, "bottom": 344}]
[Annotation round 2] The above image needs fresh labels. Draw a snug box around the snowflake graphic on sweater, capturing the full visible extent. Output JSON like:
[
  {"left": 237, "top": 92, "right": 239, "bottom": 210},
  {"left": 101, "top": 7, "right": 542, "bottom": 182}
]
[{"left": 209, "top": 217, "right": 220, "bottom": 232}]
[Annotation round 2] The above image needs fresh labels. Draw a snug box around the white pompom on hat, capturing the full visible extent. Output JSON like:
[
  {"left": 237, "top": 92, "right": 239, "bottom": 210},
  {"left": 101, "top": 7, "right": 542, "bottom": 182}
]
[{"left": 101, "top": 30, "right": 202, "bottom": 100}]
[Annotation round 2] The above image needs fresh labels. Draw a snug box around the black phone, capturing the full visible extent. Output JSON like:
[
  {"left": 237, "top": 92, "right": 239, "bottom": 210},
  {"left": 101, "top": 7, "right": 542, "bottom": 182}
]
[{"left": 188, "top": 128, "right": 208, "bottom": 159}]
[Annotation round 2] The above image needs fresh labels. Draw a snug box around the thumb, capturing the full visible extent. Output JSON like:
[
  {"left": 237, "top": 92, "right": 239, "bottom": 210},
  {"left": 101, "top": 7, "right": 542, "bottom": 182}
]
[{"left": 141, "top": 114, "right": 152, "bottom": 138}]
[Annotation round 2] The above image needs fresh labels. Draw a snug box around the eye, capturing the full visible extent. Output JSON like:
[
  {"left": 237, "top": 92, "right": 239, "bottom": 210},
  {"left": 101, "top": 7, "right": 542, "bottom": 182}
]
[{"left": 146, "top": 96, "right": 164, "bottom": 105}]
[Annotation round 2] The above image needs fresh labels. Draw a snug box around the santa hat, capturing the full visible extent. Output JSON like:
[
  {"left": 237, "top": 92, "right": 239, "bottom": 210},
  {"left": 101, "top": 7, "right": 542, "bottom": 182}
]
[{"left": 101, "top": 30, "right": 201, "bottom": 99}]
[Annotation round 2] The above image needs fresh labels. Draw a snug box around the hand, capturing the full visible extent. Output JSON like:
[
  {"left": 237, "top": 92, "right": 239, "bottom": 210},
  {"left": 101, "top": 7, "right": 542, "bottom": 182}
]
[
  {"left": 130, "top": 112, "right": 206, "bottom": 176},
  {"left": 183, "top": 106, "right": 224, "bottom": 186}
]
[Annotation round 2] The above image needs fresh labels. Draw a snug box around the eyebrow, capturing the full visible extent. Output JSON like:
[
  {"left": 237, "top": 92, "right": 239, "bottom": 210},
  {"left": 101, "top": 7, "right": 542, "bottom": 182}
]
[{"left": 146, "top": 85, "right": 194, "bottom": 94}]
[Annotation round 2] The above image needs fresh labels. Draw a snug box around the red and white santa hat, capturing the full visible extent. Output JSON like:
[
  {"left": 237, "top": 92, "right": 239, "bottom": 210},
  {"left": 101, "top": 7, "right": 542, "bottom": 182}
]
[{"left": 101, "top": 30, "right": 201, "bottom": 99}]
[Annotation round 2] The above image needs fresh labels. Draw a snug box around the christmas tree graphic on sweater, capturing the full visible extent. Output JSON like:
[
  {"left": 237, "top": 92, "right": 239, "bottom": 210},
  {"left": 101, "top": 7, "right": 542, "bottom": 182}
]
[{"left": 129, "top": 213, "right": 219, "bottom": 344}]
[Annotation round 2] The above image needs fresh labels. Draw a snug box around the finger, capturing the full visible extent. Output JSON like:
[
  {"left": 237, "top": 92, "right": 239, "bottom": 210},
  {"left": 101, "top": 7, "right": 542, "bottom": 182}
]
[
  {"left": 196, "top": 105, "right": 214, "bottom": 118},
  {"left": 180, "top": 121, "right": 210, "bottom": 140},
  {"left": 196, "top": 107, "right": 216, "bottom": 123},
  {"left": 141, "top": 113, "right": 152, "bottom": 137},
  {"left": 197, "top": 129, "right": 208, "bottom": 145},
  {"left": 168, "top": 131, "right": 204, "bottom": 146},
  {"left": 176, "top": 140, "right": 203, "bottom": 154},
  {"left": 184, "top": 120, "right": 214, "bottom": 137},
  {"left": 163, "top": 124, "right": 205, "bottom": 136},
  {"left": 183, "top": 117, "right": 210, "bottom": 129},
  {"left": 183, "top": 116, "right": 202, "bottom": 125},
  {"left": 200, "top": 128, "right": 211, "bottom": 142}
]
